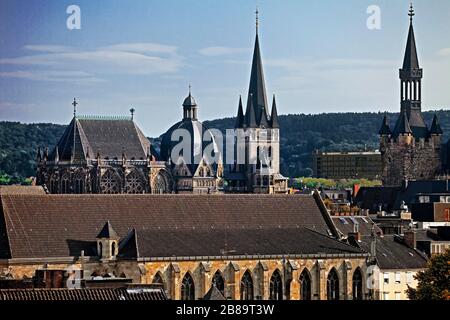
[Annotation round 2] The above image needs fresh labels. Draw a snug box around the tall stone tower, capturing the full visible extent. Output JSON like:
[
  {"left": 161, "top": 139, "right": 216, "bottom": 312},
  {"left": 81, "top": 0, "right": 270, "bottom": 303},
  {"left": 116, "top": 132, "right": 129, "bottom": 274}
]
[
  {"left": 379, "top": 4, "right": 442, "bottom": 186},
  {"left": 225, "top": 10, "right": 288, "bottom": 194}
]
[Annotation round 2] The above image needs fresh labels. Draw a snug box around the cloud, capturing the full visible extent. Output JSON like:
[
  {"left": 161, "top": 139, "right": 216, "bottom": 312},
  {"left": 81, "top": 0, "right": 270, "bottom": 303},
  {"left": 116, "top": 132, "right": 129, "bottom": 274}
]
[
  {"left": 437, "top": 48, "right": 450, "bottom": 56},
  {"left": 0, "top": 42, "right": 184, "bottom": 82},
  {"left": 199, "top": 46, "right": 250, "bottom": 56}
]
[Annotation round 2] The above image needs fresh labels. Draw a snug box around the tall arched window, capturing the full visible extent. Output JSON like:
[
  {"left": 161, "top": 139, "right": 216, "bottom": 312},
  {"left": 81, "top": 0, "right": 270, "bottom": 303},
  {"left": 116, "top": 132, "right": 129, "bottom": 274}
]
[
  {"left": 61, "top": 173, "right": 70, "bottom": 194},
  {"left": 212, "top": 271, "right": 225, "bottom": 296},
  {"left": 125, "top": 170, "right": 145, "bottom": 194},
  {"left": 240, "top": 270, "right": 253, "bottom": 300},
  {"left": 74, "top": 172, "right": 84, "bottom": 194},
  {"left": 152, "top": 171, "right": 169, "bottom": 194},
  {"left": 98, "top": 242, "right": 102, "bottom": 257},
  {"left": 111, "top": 242, "right": 116, "bottom": 257},
  {"left": 327, "top": 268, "right": 340, "bottom": 300},
  {"left": 100, "top": 170, "right": 121, "bottom": 194},
  {"left": 269, "top": 269, "right": 283, "bottom": 300},
  {"left": 181, "top": 273, "right": 195, "bottom": 300},
  {"left": 352, "top": 268, "right": 363, "bottom": 300},
  {"left": 299, "top": 269, "right": 312, "bottom": 300}
]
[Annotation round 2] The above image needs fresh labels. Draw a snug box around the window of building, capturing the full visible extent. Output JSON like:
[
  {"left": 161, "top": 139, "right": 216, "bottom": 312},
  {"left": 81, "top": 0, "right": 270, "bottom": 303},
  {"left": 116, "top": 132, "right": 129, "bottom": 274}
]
[
  {"left": 383, "top": 273, "right": 390, "bottom": 284},
  {"left": 240, "top": 270, "right": 254, "bottom": 300},
  {"left": 299, "top": 269, "right": 311, "bottom": 300},
  {"left": 352, "top": 268, "right": 363, "bottom": 300},
  {"left": 327, "top": 268, "right": 339, "bottom": 300},
  {"left": 395, "top": 292, "right": 401, "bottom": 300},
  {"left": 212, "top": 271, "right": 225, "bottom": 297},
  {"left": 395, "top": 272, "right": 401, "bottom": 284},
  {"left": 406, "top": 272, "right": 413, "bottom": 284},
  {"left": 269, "top": 269, "right": 283, "bottom": 300},
  {"left": 181, "top": 273, "right": 195, "bottom": 300},
  {"left": 383, "top": 292, "right": 389, "bottom": 300}
]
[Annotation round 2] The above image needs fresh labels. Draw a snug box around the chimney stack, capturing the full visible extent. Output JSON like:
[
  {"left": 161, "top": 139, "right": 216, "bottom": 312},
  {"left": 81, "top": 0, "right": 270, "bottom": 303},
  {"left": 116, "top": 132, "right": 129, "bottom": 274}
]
[{"left": 403, "top": 230, "right": 416, "bottom": 249}]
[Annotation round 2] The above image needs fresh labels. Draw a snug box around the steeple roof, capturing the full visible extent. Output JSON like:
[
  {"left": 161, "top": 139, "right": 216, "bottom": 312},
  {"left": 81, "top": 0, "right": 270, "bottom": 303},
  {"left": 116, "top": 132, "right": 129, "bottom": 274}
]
[
  {"left": 270, "top": 95, "right": 280, "bottom": 128},
  {"left": 247, "top": 33, "right": 269, "bottom": 125},
  {"left": 245, "top": 94, "right": 257, "bottom": 127},
  {"left": 378, "top": 114, "right": 391, "bottom": 135},
  {"left": 96, "top": 221, "right": 119, "bottom": 239},
  {"left": 429, "top": 114, "right": 443, "bottom": 135},
  {"left": 392, "top": 111, "right": 412, "bottom": 137},
  {"left": 235, "top": 96, "right": 244, "bottom": 128},
  {"left": 402, "top": 4, "right": 419, "bottom": 70}
]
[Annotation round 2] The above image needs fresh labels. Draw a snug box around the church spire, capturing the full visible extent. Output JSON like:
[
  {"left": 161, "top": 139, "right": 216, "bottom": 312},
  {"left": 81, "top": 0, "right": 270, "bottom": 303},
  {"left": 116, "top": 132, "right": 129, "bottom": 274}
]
[
  {"left": 245, "top": 94, "right": 257, "bottom": 127},
  {"left": 270, "top": 94, "right": 280, "bottom": 128},
  {"left": 247, "top": 9, "right": 268, "bottom": 127},
  {"left": 403, "top": 3, "right": 419, "bottom": 70},
  {"left": 235, "top": 95, "right": 244, "bottom": 128}
]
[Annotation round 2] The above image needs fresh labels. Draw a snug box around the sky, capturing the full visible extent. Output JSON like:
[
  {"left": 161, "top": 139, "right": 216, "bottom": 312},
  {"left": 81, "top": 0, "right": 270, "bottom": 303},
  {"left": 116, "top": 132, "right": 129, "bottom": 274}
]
[{"left": 0, "top": 0, "right": 449, "bottom": 137}]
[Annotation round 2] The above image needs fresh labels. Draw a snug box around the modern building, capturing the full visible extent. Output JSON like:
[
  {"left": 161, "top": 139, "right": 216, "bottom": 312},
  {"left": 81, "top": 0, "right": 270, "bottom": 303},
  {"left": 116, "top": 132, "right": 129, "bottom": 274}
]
[
  {"left": 312, "top": 151, "right": 381, "bottom": 180},
  {"left": 379, "top": 5, "right": 443, "bottom": 187}
]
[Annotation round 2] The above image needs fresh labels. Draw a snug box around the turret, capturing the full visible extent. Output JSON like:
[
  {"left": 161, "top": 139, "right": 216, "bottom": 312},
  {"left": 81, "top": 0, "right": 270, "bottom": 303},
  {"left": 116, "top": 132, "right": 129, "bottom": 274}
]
[{"left": 96, "top": 221, "right": 120, "bottom": 261}]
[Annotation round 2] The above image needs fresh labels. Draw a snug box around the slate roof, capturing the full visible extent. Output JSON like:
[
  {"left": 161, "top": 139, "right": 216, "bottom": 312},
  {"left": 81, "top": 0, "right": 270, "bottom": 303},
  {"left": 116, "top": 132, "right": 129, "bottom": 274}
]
[
  {"left": 0, "top": 194, "right": 364, "bottom": 260},
  {"left": 331, "top": 216, "right": 383, "bottom": 237},
  {"left": 96, "top": 221, "right": 119, "bottom": 239},
  {"left": 357, "top": 235, "right": 427, "bottom": 270},
  {"left": 50, "top": 116, "right": 153, "bottom": 162},
  {"left": 378, "top": 115, "right": 391, "bottom": 135},
  {"left": 429, "top": 114, "right": 443, "bottom": 135},
  {"left": 0, "top": 287, "right": 167, "bottom": 301},
  {"left": 402, "top": 19, "right": 419, "bottom": 70},
  {"left": 203, "top": 286, "right": 226, "bottom": 300},
  {"left": 392, "top": 111, "right": 412, "bottom": 137}
]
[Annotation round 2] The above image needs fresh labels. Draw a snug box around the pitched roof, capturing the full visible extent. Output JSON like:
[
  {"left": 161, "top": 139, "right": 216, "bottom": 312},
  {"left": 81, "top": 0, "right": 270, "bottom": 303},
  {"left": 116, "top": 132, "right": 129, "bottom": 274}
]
[
  {"left": 0, "top": 287, "right": 167, "bottom": 301},
  {"left": 0, "top": 194, "right": 364, "bottom": 260},
  {"left": 392, "top": 111, "right": 412, "bottom": 137},
  {"left": 247, "top": 34, "right": 269, "bottom": 127},
  {"left": 378, "top": 115, "right": 391, "bottom": 135},
  {"left": 50, "top": 117, "right": 152, "bottom": 162},
  {"left": 96, "top": 221, "right": 119, "bottom": 239},
  {"left": 402, "top": 20, "right": 419, "bottom": 70},
  {"left": 429, "top": 114, "right": 443, "bottom": 135},
  {"left": 203, "top": 286, "right": 226, "bottom": 300}
]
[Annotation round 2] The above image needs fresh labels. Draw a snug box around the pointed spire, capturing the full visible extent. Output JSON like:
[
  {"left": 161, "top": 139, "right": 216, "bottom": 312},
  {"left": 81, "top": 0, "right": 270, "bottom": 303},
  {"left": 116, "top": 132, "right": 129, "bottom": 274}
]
[
  {"left": 270, "top": 94, "right": 280, "bottom": 128},
  {"left": 255, "top": 7, "right": 259, "bottom": 34},
  {"left": 96, "top": 221, "right": 119, "bottom": 239},
  {"left": 378, "top": 114, "right": 391, "bottom": 135},
  {"left": 258, "top": 105, "right": 269, "bottom": 127},
  {"left": 403, "top": 3, "right": 419, "bottom": 70},
  {"left": 235, "top": 95, "right": 244, "bottom": 128},
  {"left": 393, "top": 111, "right": 412, "bottom": 137},
  {"left": 247, "top": 15, "right": 269, "bottom": 126},
  {"left": 430, "top": 114, "right": 443, "bottom": 135},
  {"left": 245, "top": 94, "right": 257, "bottom": 127}
]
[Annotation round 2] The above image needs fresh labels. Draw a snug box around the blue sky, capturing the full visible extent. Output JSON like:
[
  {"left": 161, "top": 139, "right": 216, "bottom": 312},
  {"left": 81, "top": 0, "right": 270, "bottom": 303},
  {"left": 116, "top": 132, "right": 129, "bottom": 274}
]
[{"left": 0, "top": 0, "right": 449, "bottom": 136}]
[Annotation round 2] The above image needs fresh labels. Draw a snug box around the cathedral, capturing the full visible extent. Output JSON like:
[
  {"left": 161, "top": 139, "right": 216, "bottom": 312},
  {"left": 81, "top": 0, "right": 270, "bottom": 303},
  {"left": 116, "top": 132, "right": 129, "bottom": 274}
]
[
  {"left": 36, "top": 14, "right": 287, "bottom": 195},
  {"left": 379, "top": 5, "right": 443, "bottom": 187}
]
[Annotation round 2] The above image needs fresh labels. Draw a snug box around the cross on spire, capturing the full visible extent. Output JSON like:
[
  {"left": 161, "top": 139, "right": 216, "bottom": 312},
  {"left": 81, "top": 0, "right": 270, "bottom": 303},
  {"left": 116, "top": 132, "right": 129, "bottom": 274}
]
[
  {"left": 408, "top": 2, "right": 415, "bottom": 23},
  {"left": 72, "top": 98, "right": 78, "bottom": 117},
  {"left": 130, "top": 107, "right": 135, "bottom": 120},
  {"left": 255, "top": 7, "right": 259, "bottom": 33},
  {"left": 188, "top": 83, "right": 192, "bottom": 95}
]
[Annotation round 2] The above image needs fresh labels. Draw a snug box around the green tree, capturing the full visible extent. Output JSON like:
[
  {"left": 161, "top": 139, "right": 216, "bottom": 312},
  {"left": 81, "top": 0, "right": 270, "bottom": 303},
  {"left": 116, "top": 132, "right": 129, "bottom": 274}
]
[{"left": 407, "top": 249, "right": 450, "bottom": 300}]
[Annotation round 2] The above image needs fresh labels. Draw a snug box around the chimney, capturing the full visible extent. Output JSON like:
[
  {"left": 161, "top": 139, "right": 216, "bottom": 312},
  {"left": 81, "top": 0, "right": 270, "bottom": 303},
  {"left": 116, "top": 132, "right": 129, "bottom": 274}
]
[
  {"left": 403, "top": 230, "right": 416, "bottom": 249},
  {"left": 348, "top": 223, "right": 361, "bottom": 241}
]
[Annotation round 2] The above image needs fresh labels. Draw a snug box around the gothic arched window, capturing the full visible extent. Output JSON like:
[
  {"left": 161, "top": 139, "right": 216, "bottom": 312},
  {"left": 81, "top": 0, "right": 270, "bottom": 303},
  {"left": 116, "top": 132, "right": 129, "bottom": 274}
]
[
  {"left": 152, "top": 171, "right": 169, "bottom": 194},
  {"left": 111, "top": 242, "right": 116, "bottom": 257},
  {"left": 212, "top": 271, "right": 225, "bottom": 297},
  {"left": 299, "top": 269, "right": 312, "bottom": 300},
  {"left": 352, "top": 268, "right": 363, "bottom": 300},
  {"left": 100, "top": 170, "right": 121, "bottom": 194},
  {"left": 327, "top": 268, "right": 340, "bottom": 300},
  {"left": 61, "top": 173, "right": 70, "bottom": 194},
  {"left": 74, "top": 172, "right": 84, "bottom": 194},
  {"left": 125, "top": 170, "right": 145, "bottom": 194},
  {"left": 269, "top": 269, "right": 283, "bottom": 300},
  {"left": 152, "top": 273, "right": 164, "bottom": 285},
  {"left": 181, "top": 273, "right": 195, "bottom": 300},
  {"left": 240, "top": 270, "right": 254, "bottom": 300}
]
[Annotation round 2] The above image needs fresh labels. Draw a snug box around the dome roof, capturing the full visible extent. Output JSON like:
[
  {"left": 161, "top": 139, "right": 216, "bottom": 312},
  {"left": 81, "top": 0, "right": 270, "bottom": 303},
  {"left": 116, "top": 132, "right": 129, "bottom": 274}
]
[
  {"left": 182, "top": 93, "right": 197, "bottom": 107},
  {"left": 160, "top": 119, "right": 220, "bottom": 174}
]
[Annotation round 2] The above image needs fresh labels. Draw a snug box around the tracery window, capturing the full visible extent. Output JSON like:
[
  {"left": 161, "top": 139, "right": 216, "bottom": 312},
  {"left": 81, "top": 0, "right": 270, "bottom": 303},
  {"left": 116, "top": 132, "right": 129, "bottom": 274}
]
[
  {"left": 299, "top": 269, "right": 312, "bottom": 300},
  {"left": 100, "top": 170, "right": 121, "bottom": 194},
  {"left": 74, "top": 172, "right": 85, "bottom": 194},
  {"left": 181, "top": 273, "right": 195, "bottom": 300},
  {"left": 125, "top": 169, "right": 145, "bottom": 194},
  {"left": 212, "top": 271, "right": 225, "bottom": 297},
  {"left": 352, "top": 268, "right": 363, "bottom": 300},
  {"left": 240, "top": 270, "right": 254, "bottom": 300},
  {"left": 269, "top": 269, "right": 283, "bottom": 300},
  {"left": 327, "top": 268, "right": 340, "bottom": 300},
  {"left": 61, "top": 173, "right": 70, "bottom": 194},
  {"left": 152, "top": 171, "right": 169, "bottom": 194}
]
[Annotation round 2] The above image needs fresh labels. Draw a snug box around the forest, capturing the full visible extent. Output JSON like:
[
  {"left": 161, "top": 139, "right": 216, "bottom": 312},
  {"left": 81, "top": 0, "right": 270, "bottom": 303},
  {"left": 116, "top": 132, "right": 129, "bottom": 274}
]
[{"left": 1, "top": 110, "right": 449, "bottom": 183}]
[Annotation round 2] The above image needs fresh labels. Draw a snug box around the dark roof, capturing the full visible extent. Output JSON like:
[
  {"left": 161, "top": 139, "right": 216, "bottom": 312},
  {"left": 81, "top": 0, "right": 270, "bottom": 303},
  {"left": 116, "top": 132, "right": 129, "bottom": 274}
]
[
  {"left": 429, "top": 114, "right": 443, "bottom": 135},
  {"left": 0, "top": 194, "right": 363, "bottom": 260},
  {"left": 358, "top": 234, "right": 427, "bottom": 270},
  {"left": 0, "top": 287, "right": 167, "bottom": 301},
  {"left": 182, "top": 93, "right": 197, "bottom": 107},
  {"left": 402, "top": 21, "right": 419, "bottom": 70},
  {"left": 50, "top": 117, "right": 152, "bottom": 161},
  {"left": 270, "top": 95, "right": 279, "bottom": 128},
  {"left": 203, "top": 286, "right": 226, "bottom": 300},
  {"left": 235, "top": 96, "right": 244, "bottom": 128},
  {"left": 407, "top": 109, "right": 428, "bottom": 139},
  {"left": 378, "top": 115, "right": 391, "bottom": 135},
  {"left": 246, "top": 34, "right": 269, "bottom": 127},
  {"left": 96, "top": 221, "right": 119, "bottom": 239},
  {"left": 244, "top": 95, "right": 257, "bottom": 128},
  {"left": 331, "top": 216, "right": 382, "bottom": 237},
  {"left": 392, "top": 111, "right": 412, "bottom": 137}
]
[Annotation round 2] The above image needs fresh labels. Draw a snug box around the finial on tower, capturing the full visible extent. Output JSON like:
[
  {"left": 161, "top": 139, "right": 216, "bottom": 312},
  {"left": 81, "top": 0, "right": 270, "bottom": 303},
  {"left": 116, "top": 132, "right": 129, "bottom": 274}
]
[
  {"left": 408, "top": 2, "right": 415, "bottom": 23},
  {"left": 72, "top": 98, "right": 78, "bottom": 117},
  {"left": 188, "top": 83, "right": 192, "bottom": 95},
  {"left": 130, "top": 107, "right": 135, "bottom": 120},
  {"left": 255, "top": 7, "right": 259, "bottom": 33}
]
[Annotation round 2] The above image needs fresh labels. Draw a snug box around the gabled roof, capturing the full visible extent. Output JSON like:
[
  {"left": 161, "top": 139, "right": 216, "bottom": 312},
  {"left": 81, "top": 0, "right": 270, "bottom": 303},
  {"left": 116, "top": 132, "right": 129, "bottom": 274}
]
[
  {"left": 0, "top": 194, "right": 365, "bottom": 260},
  {"left": 203, "top": 286, "right": 226, "bottom": 300},
  {"left": 50, "top": 116, "right": 153, "bottom": 162}
]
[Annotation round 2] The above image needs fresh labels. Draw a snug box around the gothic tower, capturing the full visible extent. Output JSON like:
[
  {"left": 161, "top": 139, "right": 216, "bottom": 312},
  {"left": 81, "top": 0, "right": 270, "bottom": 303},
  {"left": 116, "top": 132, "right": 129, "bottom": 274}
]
[
  {"left": 379, "top": 4, "right": 442, "bottom": 186},
  {"left": 226, "top": 10, "right": 288, "bottom": 194}
]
